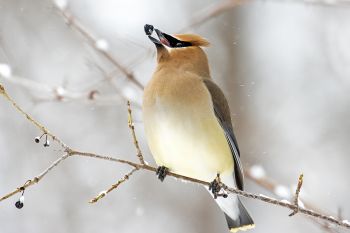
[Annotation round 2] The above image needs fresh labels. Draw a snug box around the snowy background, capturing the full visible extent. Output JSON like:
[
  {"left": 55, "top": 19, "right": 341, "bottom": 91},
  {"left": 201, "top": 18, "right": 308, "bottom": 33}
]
[{"left": 1, "top": 0, "right": 350, "bottom": 233}]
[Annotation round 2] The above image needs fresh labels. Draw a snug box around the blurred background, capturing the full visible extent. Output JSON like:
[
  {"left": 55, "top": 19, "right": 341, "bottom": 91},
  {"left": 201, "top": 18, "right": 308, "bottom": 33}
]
[{"left": 1, "top": 0, "right": 350, "bottom": 232}]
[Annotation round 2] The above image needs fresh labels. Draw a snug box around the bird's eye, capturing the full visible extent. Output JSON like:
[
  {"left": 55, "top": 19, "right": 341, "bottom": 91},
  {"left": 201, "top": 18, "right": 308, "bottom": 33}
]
[{"left": 176, "top": 42, "right": 183, "bottom": 47}]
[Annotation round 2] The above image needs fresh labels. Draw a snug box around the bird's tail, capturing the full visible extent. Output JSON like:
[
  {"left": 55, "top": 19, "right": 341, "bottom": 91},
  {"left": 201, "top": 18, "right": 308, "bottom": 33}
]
[
  {"left": 223, "top": 198, "right": 255, "bottom": 232},
  {"left": 211, "top": 176, "right": 254, "bottom": 232}
]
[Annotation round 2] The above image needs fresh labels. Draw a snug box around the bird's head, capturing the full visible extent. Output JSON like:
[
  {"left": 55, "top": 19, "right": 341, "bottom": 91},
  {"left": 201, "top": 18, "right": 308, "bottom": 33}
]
[{"left": 144, "top": 24, "right": 211, "bottom": 78}]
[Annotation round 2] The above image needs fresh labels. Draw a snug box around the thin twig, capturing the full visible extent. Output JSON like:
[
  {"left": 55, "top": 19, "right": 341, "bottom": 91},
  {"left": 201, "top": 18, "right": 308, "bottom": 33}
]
[
  {"left": 264, "top": 0, "right": 350, "bottom": 7},
  {"left": 0, "top": 84, "right": 68, "bottom": 150},
  {"left": 180, "top": 0, "right": 350, "bottom": 32},
  {"left": 0, "top": 68, "right": 141, "bottom": 107},
  {"left": 289, "top": 174, "right": 304, "bottom": 216},
  {"left": 244, "top": 166, "right": 341, "bottom": 233},
  {"left": 222, "top": 184, "right": 350, "bottom": 229},
  {"left": 179, "top": 0, "right": 244, "bottom": 32},
  {"left": 89, "top": 167, "right": 138, "bottom": 203},
  {"left": 0, "top": 73, "right": 111, "bottom": 104},
  {"left": 245, "top": 166, "right": 324, "bottom": 213},
  {"left": 127, "top": 101, "right": 145, "bottom": 164},
  {"left": 55, "top": 7, "right": 144, "bottom": 90},
  {"left": 0, "top": 153, "right": 69, "bottom": 202},
  {"left": 93, "top": 64, "right": 142, "bottom": 109}
]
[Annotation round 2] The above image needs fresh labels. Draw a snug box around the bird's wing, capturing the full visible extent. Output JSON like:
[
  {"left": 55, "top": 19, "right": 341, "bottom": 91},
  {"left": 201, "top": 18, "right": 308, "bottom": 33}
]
[{"left": 203, "top": 79, "right": 244, "bottom": 190}]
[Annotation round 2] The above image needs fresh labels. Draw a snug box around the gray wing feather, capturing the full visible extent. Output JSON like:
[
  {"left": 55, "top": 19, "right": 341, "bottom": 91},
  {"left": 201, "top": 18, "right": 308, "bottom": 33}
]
[{"left": 203, "top": 79, "right": 244, "bottom": 190}]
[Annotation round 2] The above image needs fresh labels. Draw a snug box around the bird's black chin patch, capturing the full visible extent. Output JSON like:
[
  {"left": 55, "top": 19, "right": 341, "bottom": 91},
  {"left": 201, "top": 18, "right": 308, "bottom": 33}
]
[
  {"left": 144, "top": 24, "right": 192, "bottom": 48},
  {"left": 155, "top": 30, "right": 192, "bottom": 48}
]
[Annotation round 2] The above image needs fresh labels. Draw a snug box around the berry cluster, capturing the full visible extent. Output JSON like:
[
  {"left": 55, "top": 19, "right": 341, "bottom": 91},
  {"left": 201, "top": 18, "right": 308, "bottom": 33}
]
[{"left": 34, "top": 133, "right": 50, "bottom": 147}]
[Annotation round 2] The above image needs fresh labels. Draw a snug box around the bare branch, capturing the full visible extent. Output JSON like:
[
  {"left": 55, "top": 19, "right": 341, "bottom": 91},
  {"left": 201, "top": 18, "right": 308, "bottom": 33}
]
[
  {"left": 54, "top": 6, "right": 144, "bottom": 90},
  {"left": 127, "top": 101, "right": 145, "bottom": 164},
  {"left": 265, "top": 0, "right": 350, "bottom": 7},
  {"left": 0, "top": 83, "right": 68, "bottom": 150},
  {"left": 245, "top": 166, "right": 342, "bottom": 233},
  {"left": 0, "top": 66, "right": 141, "bottom": 108},
  {"left": 180, "top": 0, "right": 350, "bottom": 32},
  {"left": 179, "top": 0, "right": 244, "bottom": 32},
  {"left": 289, "top": 173, "right": 304, "bottom": 216},
  {"left": 89, "top": 167, "right": 138, "bottom": 203},
  {"left": 93, "top": 64, "right": 142, "bottom": 109},
  {"left": 0, "top": 153, "right": 69, "bottom": 202},
  {"left": 222, "top": 184, "right": 350, "bottom": 229}
]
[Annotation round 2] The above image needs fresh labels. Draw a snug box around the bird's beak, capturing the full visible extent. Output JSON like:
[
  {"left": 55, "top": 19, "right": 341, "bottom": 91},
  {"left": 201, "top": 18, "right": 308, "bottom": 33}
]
[
  {"left": 145, "top": 24, "right": 191, "bottom": 48},
  {"left": 144, "top": 24, "right": 162, "bottom": 45},
  {"left": 154, "top": 29, "right": 171, "bottom": 47}
]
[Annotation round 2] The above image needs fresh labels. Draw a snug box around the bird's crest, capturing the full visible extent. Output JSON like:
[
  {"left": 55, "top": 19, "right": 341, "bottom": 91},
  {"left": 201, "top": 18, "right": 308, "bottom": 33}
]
[{"left": 174, "top": 34, "right": 210, "bottom": 47}]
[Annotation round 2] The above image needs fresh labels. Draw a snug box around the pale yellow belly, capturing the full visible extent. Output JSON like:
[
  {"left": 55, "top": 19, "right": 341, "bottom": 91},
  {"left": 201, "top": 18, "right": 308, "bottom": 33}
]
[{"left": 144, "top": 105, "right": 234, "bottom": 182}]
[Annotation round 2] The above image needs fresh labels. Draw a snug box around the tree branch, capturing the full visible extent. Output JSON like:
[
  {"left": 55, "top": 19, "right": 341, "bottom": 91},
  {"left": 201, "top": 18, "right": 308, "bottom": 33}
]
[
  {"left": 54, "top": 5, "right": 144, "bottom": 90},
  {"left": 0, "top": 153, "right": 69, "bottom": 202},
  {"left": 179, "top": 0, "right": 244, "bottom": 32},
  {"left": 127, "top": 101, "right": 145, "bottom": 164},
  {"left": 1, "top": 83, "right": 349, "bottom": 230},
  {"left": 245, "top": 166, "right": 342, "bottom": 233},
  {"left": 180, "top": 0, "right": 350, "bottom": 32},
  {"left": 289, "top": 174, "right": 304, "bottom": 217},
  {"left": 0, "top": 84, "right": 68, "bottom": 150},
  {"left": 89, "top": 167, "right": 138, "bottom": 203},
  {"left": 0, "top": 65, "right": 141, "bottom": 108}
]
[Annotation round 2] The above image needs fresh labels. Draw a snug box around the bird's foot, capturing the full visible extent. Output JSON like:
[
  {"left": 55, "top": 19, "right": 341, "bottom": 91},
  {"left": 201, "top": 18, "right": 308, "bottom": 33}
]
[
  {"left": 209, "top": 174, "right": 228, "bottom": 199},
  {"left": 156, "top": 166, "right": 169, "bottom": 182}
]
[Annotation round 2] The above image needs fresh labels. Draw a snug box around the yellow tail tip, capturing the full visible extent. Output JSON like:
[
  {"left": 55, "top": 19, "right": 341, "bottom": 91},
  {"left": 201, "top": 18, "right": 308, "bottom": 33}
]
[{"left": 230, "top": 224, "right": 255, "bottom": 233}]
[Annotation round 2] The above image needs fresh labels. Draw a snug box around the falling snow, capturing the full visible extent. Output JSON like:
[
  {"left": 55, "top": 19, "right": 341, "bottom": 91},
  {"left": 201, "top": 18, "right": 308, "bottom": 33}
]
[
  {"left": 95, "top": 39, "right": 109, "bottom": 52},
  {"left": 123, "top": 86, "right": 137, "bottom": 102},
  {"left": 249, "top": 165, "right": 266, "bottom": 179},
  {"left": 298, "top": 199, "right": 305, "bottom": 208},
  {"left": 55, "top": 86, "right": 66, "bottom": 96},
  {"left": 259, "top": 194, "right": 270, "bottom": 199},
  {"left": 54, "top": 0, "right": 68, "bottom": 10},
  {"left": 135, "top": 206, "right": 144, "bottom": 216},
  {"left": 280, "top": 199, "right": 291, "bottom": 204},
  {"left": 342, "top": 219, "right": 350, "bottom": 225},
  {"left": 0, "top": 63, "right": 12, "bottom": 78},
  {"left": 274, "top": 185, "right": 291, "bottom": 199},
  {"left": 98, "top": 190, "right": 107, "bottom": 196}
]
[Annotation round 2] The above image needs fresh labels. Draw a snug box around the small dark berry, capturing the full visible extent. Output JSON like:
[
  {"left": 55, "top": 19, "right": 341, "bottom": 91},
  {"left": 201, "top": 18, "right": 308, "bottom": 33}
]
[
  {"left": 144, "top": 24, "right": 154, "bottom": 36},
  {"left": 15, "top": 201, "right": 23, "bottom": 209},
  {"left": 34, "top": 137, "right": 40, "bottom": 143},
  {"left": 43, "top": 140, "right": 50, "bottom": 147}
]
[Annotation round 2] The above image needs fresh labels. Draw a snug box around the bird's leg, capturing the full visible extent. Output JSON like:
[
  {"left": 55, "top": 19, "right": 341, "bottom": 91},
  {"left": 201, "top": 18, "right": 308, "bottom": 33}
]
[
  {"left": 209, "top": 173, "right": 228, "bottom": 199},
  {"left": 156, "top": 166, "right": 169, "bottom": 182}
]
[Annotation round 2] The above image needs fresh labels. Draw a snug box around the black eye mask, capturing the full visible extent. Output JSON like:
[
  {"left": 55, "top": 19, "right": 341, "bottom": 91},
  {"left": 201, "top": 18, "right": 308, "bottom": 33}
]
[{"left": 144, "top": 24, "right": 192, "bottom": 48}]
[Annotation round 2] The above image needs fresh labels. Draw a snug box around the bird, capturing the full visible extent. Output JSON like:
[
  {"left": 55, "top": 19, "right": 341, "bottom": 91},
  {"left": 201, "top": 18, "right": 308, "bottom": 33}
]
[{"left": 142, "top": 24, "right": 254, "bottom": 232}]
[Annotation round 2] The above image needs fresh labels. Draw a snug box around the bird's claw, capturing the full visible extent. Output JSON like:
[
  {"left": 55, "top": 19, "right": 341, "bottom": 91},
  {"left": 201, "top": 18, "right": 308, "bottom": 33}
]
[
  {"left": 209, "top": 174, "right": 228, "bottom": 199},
  {"left": 156, "top": 166, "right": 169, "bottom": 182}
]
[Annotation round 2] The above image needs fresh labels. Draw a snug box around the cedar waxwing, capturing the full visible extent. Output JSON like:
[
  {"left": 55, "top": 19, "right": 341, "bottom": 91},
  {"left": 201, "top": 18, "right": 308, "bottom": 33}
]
[{"left": 142, "top": 24, "right": 254, "bottom": 232}]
